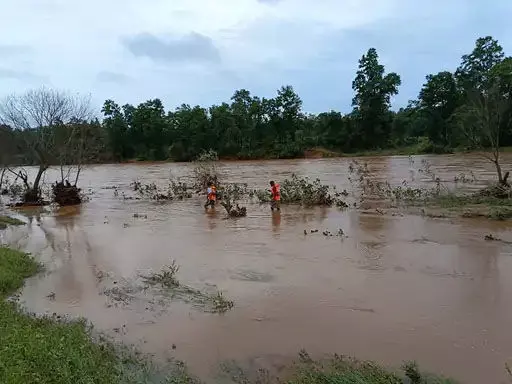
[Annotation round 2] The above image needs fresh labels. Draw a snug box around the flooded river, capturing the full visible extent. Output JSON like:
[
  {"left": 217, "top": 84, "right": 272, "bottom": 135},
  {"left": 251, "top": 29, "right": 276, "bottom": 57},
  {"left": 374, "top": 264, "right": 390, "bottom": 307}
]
[{"left": 2, "top": 154, "right": 512, "bottom": 383}]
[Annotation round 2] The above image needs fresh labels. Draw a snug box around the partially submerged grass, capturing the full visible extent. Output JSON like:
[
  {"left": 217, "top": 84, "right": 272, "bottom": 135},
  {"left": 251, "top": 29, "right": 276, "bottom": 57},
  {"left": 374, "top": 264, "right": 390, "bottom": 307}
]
[
  {"left": 422, "top": 195, "right": 512, "bottom": 221},
  {"left": 144, "top": 260, "right": 181, "bottom": 287},
  {"left": 0, "top": 247, "right": 121, "bottom": 383},
  {"left": 143, "top": 260, "right": 234, "bottom": 313},
  {"left": 288, "top": 352, "right": 457, "bottom": 384},
  {"left": 0, "top": 247, "right": 181, "bottom": 384},
  {"left": 0, "top": 247, "right": 39, "bottom": 295},
  {"left": 0, "top": 215, "right": 25, "bottom": 230},
  {"left": 347, "top": 157, "right": 512, "bottom": 221},
  {"left": 219, "top": 351, "right": 458, "bottom": 384}
]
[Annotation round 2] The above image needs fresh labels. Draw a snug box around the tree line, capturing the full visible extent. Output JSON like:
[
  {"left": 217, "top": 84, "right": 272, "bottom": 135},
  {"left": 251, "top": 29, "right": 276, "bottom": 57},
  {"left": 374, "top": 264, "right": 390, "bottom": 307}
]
[{"left": 1, "top": 35, "right": 512, "bottom": 169}]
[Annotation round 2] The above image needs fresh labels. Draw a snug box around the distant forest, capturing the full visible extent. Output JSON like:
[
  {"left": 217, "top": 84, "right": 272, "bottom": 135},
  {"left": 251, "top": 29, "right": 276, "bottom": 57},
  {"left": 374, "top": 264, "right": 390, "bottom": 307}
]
[{"left": 1, "top": 35, "right": 512, "bottom": 165}]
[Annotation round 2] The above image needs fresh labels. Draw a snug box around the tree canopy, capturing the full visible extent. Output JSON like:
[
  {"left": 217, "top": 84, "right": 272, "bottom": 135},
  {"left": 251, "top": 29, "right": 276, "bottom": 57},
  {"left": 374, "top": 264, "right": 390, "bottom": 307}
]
[{"left": 1, "top": 35, "right": 512, "bottom": 165}]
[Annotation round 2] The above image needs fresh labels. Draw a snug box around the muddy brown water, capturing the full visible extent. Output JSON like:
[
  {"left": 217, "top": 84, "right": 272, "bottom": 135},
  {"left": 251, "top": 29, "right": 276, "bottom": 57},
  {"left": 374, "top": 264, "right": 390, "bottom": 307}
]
[{"left": 2, "top": 154, "right": 512, "bottom": 383}]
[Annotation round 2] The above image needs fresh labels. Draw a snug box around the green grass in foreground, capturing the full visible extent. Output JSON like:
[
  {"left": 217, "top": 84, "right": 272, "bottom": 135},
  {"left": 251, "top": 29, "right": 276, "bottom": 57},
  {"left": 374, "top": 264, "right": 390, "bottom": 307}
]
[
  {"left": 0, "top": 215, "right": 25, "bottom": 230},
  {"left": 0, "top": 247, "right": 126, "bottom": 384}
]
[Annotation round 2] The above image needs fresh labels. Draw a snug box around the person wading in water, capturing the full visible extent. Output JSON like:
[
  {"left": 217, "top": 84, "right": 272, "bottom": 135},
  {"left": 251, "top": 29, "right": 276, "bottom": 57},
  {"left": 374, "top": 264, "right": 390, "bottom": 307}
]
[
  {"left": 269, "top": 180, "right": 281, "bottom": 211},
  {"left": 204, "top": 182, "right": 217, "bottom": 209}
]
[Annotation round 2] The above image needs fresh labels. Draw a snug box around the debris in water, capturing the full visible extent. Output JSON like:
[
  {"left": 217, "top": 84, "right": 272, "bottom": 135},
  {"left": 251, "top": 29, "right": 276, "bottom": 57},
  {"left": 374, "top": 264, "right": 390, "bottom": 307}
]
[
  {"left": 485, "top": 234, "right": 500, "bottom": 241},
  {"left": 303, "top": 229, "right": 307, "bottom": 235},
  {"left": 133, "top": 213, "right": 148, "bottom": 219},
  {"left": 46, "top": 292, "right": 55, "bottom": 300}
]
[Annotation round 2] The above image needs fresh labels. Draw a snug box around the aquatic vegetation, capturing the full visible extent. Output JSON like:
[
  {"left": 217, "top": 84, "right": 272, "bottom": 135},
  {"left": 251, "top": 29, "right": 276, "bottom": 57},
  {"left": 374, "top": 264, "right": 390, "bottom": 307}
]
[
  {"left": 220, "top": 183, "right": 248, "bottom": 217},
  {"left": 143, "top": 260, "right": 180, "bottom": 288},
  {"left": 129, "top": 179, "right": 193, "bottom": 201},
  {"left": 143, "top": 260, "right": 235, "bottom": 314},
  {"left": 0, "top": 215, "right": 25, "bottom": 230},
  {"left": 253, "top": 174, "right": 347, "bottom": 207},
  {"left": 192, "top": 149, "right": 221, "bottom": 192}
]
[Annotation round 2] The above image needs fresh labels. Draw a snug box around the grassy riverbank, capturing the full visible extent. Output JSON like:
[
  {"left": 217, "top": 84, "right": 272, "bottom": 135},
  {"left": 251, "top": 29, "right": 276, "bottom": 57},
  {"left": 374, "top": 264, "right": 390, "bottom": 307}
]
[{"left": 0, "top": 247, "right": 130, "bottom": 384}]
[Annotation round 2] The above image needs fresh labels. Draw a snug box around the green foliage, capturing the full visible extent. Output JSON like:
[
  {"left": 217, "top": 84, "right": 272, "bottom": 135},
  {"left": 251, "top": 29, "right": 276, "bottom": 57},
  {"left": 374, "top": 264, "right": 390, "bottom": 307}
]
[
  {"left": 285, "top": 352, "right": 458, "bottom": 384},
  {"left": 1, "top": 35, "right": 512, "bottom": 166},
  {"left": 0, "top": 247, "right": 39, "bottom": 295},
  {"left": 455, "top": 36, "right": 505, "bottom": 91},
  {"left": 0, "top": 248, "right": 120, "bottom": 384},
  {"left": 351, "top": 48, "right": 401, "bottom": 149},
  {"left": 253, "top": 175, "right": 347, "bottom": 207}
]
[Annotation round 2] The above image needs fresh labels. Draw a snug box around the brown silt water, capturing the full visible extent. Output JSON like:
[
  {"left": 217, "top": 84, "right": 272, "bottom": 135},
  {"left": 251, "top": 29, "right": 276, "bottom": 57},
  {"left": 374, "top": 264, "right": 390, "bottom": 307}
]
[{"left": 4, "top": 154, "right": 512, "bottom": 384}]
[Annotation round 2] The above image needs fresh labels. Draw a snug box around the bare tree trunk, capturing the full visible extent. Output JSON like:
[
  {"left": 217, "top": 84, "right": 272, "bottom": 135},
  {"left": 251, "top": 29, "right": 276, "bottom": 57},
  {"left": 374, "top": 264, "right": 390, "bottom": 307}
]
[
  {"left": 23, "top": 164, "right": 49, "bottom": 203},
  {"left": 74, "top": 165, "right": 82, "bottom": 187},
  {"left": 0, "top": 168, "right": 5, "bottom": 191},
  {"left": 494, "top": 160, "right": 504, "bottom": 184},
  {"left": 33, "top": 164, "right": 47, "bottom": 192}
]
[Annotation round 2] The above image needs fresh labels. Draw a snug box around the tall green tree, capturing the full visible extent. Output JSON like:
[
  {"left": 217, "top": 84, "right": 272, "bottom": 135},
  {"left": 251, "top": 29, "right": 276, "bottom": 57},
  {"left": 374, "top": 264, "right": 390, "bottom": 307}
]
[
  {"left": 418, "top": 71, "right": 460, "bottom": 146},
  {"left": 455, "top": 36, "right": 505, "bottom": 91},
  {"left": 102, "top": 100, "right": 130, "bottom": 160},
  {"left": 351, "top": 48, "right": 401, "bottom": 149}
]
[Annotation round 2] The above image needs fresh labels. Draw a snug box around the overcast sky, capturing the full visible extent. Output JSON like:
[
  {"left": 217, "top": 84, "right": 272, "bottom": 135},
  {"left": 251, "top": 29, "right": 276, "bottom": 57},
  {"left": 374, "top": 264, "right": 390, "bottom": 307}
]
[{"left": 1, "top": 0, "right": 512, "bottom": 114}]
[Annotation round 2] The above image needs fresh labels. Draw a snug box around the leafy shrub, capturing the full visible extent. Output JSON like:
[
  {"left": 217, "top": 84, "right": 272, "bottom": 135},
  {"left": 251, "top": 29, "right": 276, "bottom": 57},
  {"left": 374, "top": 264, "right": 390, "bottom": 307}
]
[{"left": 253, "top": 174, "right": 347, "bottom": 207}]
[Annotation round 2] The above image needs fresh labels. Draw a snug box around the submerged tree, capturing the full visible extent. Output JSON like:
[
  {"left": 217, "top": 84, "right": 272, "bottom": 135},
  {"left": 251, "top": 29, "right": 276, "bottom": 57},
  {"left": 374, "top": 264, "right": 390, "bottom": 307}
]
[
  {"left": 453, "top": 84, "right": 511, "bottom": 185},
  {"left": 0, "top": 87, "right": 92, "bottom": 203}
]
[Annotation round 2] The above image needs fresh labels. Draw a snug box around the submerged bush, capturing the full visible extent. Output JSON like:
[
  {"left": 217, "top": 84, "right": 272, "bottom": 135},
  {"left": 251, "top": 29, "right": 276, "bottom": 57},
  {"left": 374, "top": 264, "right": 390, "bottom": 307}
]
[
  {"left": 192, "top": 149, "right": 220, "bottom": 192},
  {"left": 129, "top": 179, "right": 193, "bottom": 201},
  {"left": 253, "top": 174, "right": 347, "bottom": 207},
  {"left": 220, "top": 183, "right": 248, "bottom": 217},
  {"left": 52, "top": 181, "right": 82, "bottom": 206},
  {"left": 348, "top": 159, "right": 443, "bottom": 205},
  {"left": 169, "top": 179, "right": 193, "bottom": 200}
]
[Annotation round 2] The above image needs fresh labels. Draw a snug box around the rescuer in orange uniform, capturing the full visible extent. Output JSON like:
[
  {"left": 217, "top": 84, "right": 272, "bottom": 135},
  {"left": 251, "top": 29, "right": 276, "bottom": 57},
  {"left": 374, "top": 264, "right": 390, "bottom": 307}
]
[
  {"left": 204, "top": 182, "right": 217, "bottom": 209},
  {"left": 269, "top": 180, "right": 281, "bottom": 211}
]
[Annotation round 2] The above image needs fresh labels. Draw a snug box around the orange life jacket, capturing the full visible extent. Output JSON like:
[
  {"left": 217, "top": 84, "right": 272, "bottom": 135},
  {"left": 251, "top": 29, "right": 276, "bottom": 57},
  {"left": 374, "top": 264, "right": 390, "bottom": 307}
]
[
  {"left": 208, "top": 186, "right": 217, "bottom": 201},
  {"left": 271, "top": 184, "right": 280, "bottom": 201}
]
